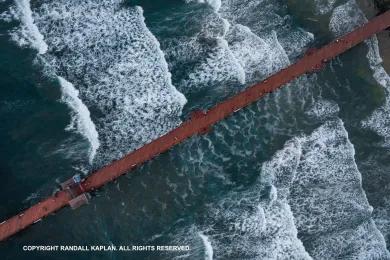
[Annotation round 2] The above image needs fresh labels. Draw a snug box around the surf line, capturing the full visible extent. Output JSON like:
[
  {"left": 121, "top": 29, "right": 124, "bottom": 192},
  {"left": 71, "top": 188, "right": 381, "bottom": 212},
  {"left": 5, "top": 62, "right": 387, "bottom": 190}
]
[{"left": 0, "top": 11, "right": 390, "bottom": 242}]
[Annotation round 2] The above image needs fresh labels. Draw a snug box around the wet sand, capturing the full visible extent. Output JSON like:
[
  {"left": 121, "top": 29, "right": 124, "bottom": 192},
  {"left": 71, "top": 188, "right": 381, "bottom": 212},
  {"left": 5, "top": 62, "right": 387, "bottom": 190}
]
[{"left": 358, "top": 0, "right": 390, "bottom": 72}]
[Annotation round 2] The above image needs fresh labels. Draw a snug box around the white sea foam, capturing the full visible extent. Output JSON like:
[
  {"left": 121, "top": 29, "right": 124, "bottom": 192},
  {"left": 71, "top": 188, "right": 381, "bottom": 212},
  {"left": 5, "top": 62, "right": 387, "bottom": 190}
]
[
  {"left": 2, "top": 1, "right": 102, "bottom": 163},
  {"left": 217, "top": 0, "right": 285, "bottom": 34},
  {"left": 198, "top": 191, "right": 312, "bottom": 259},
  {"left": 262, "top": 119, "right": 390, "bottom": 259},
  {"left": 168, "top": 187, "right": 312, "bottom": 259},
  {"left": 218, "top": 1, "right": 291, "bottom": 83},
  {"left": 193, "top": 0, "right": 222, "bottom": 12},
  {"left": 23, "top": 192, "right": 39, "bottom": 203},
  {"left": 226, "top": 26, "right": 290, "bottom": 85},
  {"left": 281, "top": 29, "right": 315, "bottom": 59},
  {"left": 313, "top": 0, "right": 337, "bottom": 15},
  {"left": 180, "top": 37, "right": 246, "bottom": 91},
  {"left": 329, "top": 2, "right": 390, "bottom": 252},
  {"left": 329, "top": 0, "right": 367, "bottom": 38},
  {"left": 179, "top": 0, "right": 294, "bottom": 93},
  {"left": 373, "top": 197, "right": 390, "bottom": 248},
  {"left": 2, "top": 0, "right": 48, "bottom": 54},
  {"left": 58, "top": 76, "right": 100, "bottom": 164},
  {"left": 330, "top": 0, "right": 390, "bottom": 148},
  {"left": 32, "top": 1, "right": 186, "bottom": 165},
  {"left": 198, "top": 1, "right": 247, "bottom": 87},
  {"left": 364, "top": 25, "right": 390, "bottom": 149},
  {"left": 362, "top": 67, "right": 390, "bottom": 147},
  {"left": 217, "top": 0, "right": 314, "bottom": 58},
  {"left": 306, "top": 99, "right": 340, "bottom": 120},
  {"left": 198, "top": 233, "right": 213, "bottom": 260}
]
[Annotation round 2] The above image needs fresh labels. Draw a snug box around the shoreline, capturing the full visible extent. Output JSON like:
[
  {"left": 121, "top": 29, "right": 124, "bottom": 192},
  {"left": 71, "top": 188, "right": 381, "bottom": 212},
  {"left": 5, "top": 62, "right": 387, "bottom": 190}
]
[{"left": 358, "top": 0, "right": 390, "bottom": 72}]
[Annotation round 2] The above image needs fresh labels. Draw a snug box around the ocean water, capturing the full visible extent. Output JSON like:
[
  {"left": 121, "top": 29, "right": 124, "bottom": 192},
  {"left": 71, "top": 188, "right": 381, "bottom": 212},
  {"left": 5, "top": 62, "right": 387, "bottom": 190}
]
[{"left": 1, "top": 0, "right": 390, "bottom": 259}]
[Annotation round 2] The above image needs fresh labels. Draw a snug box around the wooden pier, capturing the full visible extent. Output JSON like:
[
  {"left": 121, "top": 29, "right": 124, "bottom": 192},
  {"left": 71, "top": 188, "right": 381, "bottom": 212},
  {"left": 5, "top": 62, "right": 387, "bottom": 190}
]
[{"left": 1, "top": 10, "right": 389, "bottom": 242}]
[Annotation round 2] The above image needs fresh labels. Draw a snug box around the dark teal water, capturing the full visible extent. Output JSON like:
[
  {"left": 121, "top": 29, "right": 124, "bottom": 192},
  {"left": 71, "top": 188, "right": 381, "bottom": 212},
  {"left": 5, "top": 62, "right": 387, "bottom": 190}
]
[{"left": 1, "top": 0, "right": 390, "bottom": 259}]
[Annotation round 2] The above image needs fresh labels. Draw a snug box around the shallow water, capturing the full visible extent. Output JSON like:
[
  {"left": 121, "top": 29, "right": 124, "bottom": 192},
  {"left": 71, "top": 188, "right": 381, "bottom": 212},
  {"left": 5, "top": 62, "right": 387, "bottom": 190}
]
[{"left": 1, "top": 0, "right": 390, "bottom": 259}]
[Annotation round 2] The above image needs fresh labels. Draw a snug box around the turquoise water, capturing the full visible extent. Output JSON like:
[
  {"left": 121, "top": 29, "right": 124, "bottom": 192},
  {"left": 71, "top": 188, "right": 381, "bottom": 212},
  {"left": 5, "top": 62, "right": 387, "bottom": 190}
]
[{"left": 1, "top": 0, "right": 390, "bottom": 259}]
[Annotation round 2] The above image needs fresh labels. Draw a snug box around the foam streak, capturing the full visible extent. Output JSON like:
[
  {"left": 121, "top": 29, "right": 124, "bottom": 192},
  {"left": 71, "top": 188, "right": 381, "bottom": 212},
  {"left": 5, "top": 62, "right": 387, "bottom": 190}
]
[
  {"left": 7, "top": 0, "right": 48, "bottom": 54},
  {"left": 58, "top": 76, "right": 100, "bottom": 164}
]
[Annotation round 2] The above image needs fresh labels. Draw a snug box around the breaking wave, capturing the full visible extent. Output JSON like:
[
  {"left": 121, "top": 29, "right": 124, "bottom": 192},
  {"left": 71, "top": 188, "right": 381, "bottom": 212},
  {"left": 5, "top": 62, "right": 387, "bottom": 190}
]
[
  {"left": 198, "top": 232, "right": 214, "bottom": 260},
  {"left": 165, "top": 184, "right": 311, "bottom": 259},
  {"left": 26, "top": 0, "right": 186, "bottom": 166},
  {"left": 2, "top": 0, "right": 187, "bottom": 165},
  {"left": 1, "top": 0, "right": 103, "bottom": 164},
  {"left": 363, "top": 66, "right": 390, "bottom": 147},
  {"left": 329, "top": 0, "right": 367, "bottom": 38},
  {"left": 313, "top": 0, "right": 337, "bottom": 15},
  {"left": 305, "top": 99, "right": 340, "bottom": 119},
  {"left": 191, "top": 0, "right": 222, "bottom": 12},
  {"left": 58, "top": 76, "right": 100, "bottom": 164},
  {"left": 199, "top": 192, "right": 311, "bottom": 259},
  {"left": 2, "top": 1, "right": 389, "bottom": 258},
  {"left": 329, "top": 0, "right": 390, "bottom": 251},
  {"left": 164, "top": 114, "right": 390, "bottom": 259},
  {"left": 159, "top": 0, "right": 313, "bottom": 109},
  {"left": 262, "top": 118, "right": 390, "bottom": 259},
  {"left": 1, "top": 0, "right": 48, "bottom": 54}
]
